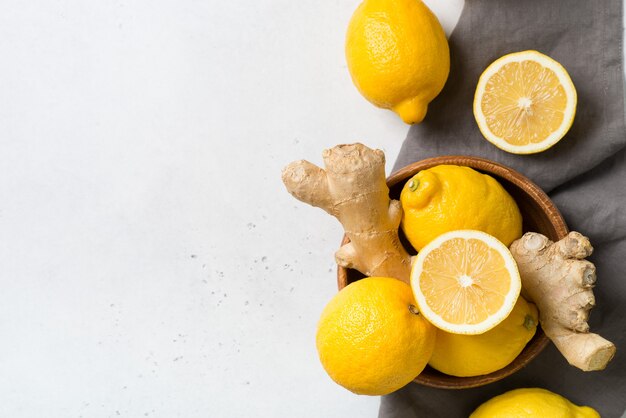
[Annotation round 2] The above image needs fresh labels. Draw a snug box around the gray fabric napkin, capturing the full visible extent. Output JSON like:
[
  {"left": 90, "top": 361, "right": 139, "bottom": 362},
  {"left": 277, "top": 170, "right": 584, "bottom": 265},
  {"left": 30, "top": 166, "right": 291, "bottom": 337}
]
[{"left": 380, "top": 1, "right": 626, "bottom": 417}]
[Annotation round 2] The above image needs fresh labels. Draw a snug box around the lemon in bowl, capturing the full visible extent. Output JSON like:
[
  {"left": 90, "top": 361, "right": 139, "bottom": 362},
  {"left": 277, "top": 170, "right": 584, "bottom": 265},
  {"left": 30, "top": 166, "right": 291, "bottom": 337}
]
[
  {"left": 316, "top": 277, "right": 435, "bottom": 395},
  {"left": 399, "top": 164, "right": 523, "bottom": 251},
  {"left": 428, "top": 296, "right": 539, "bottom": 377}
]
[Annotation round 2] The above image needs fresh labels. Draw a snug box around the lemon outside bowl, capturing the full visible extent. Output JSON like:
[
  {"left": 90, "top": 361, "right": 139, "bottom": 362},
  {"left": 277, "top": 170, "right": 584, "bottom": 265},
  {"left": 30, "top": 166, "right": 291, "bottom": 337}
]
[{"left": 337, "top": 155, "right": 568, "bottom": 390}]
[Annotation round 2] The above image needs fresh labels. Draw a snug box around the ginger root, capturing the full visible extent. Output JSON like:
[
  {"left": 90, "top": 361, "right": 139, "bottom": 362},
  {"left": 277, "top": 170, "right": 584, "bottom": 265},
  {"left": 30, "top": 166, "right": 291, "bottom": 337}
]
[
  {"left": 281, "top": 143, "right": 412, "bottom": 283},
  {"left": 510, "top": 231, "right": 616, "bottom": 371}
]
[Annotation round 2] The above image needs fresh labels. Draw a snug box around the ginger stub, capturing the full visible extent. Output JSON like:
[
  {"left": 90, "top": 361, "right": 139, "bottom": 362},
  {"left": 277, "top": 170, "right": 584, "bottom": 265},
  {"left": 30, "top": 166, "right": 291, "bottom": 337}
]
[{"left": 510, "top": 232, "right": 616, "bottom": 371}]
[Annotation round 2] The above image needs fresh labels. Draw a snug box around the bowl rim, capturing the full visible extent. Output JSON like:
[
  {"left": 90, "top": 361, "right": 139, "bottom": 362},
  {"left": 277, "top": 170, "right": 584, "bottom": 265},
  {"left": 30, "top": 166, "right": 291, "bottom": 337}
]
[{"left": 336, "top": 155, "right": 568, "bottom": 389}]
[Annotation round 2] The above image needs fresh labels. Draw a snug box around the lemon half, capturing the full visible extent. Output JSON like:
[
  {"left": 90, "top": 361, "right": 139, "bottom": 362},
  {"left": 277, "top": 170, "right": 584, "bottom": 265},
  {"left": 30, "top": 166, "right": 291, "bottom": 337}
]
[
  {"left": 411, "top": 230, "right": 521, "bottom": 335},
  {"left": 474, "top": 50, "right": 577, "bottom": 154}
]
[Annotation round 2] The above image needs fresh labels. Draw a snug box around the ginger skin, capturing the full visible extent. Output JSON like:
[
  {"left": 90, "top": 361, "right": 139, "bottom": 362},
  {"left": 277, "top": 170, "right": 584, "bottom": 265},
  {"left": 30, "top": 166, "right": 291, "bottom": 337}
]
[
  {"left": 510, "top": 232, "right": 616, "bottom": 371},
  {"left": 281, "top": 143, "right": 412, "bottom": 283}
]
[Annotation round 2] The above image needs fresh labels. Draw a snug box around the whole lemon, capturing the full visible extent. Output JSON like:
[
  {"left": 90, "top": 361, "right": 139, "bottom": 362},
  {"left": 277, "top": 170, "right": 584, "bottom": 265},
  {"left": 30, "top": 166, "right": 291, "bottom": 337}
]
[
  {"left": 316, "top": 277, "right": 435, "bottom": 395},
  {"left": 345, "top": 0, "right": 450, "bottom": 124},
  {"left": 470, "top": 388, "right": 600, "bottom": 418},
  {"left": 428, "top": 297, "right": 538, "bottom": 377},
  {"left": 400, "top": 165, "right": 522, "bottom": 251}
]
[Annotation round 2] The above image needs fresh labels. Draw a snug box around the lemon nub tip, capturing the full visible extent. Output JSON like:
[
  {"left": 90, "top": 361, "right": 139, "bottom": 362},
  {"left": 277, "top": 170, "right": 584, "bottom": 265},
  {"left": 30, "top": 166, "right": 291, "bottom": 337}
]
[{"left": 393, "top": 99, "right": 428, "bottom": 124}]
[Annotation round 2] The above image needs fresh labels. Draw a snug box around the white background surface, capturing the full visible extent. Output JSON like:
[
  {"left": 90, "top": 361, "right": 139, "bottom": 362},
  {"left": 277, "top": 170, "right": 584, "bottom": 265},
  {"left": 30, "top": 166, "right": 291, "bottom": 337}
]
[{"left": 0, "top": 1, "right": 620, "bottom": 417}]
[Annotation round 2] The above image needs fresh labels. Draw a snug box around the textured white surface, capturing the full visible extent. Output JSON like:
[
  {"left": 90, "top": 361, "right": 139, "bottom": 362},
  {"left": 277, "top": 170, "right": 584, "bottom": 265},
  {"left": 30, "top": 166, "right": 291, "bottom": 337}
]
[
  {"left": 5, "top": 1, "right": 622, "bottom": 417},
  {"left": 0, "top": 1, "right": 461, "bottom": 417}
]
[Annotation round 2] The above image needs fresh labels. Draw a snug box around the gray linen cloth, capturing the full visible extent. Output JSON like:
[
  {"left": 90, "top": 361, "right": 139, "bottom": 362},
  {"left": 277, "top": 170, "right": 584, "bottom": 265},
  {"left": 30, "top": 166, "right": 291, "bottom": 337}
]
[{"left": 380, "top": 0, "right": 626, "bottom": 417}]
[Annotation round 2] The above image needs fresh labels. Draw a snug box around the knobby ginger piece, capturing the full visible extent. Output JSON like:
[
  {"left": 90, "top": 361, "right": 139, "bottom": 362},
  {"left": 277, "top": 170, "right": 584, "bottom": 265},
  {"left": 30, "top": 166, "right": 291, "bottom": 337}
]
[
  {"left": 510, "top": 231, "right": 616, "bottom": 371},
  {"left": 281, "top": 143, "right": 412, "bottom": 283}
]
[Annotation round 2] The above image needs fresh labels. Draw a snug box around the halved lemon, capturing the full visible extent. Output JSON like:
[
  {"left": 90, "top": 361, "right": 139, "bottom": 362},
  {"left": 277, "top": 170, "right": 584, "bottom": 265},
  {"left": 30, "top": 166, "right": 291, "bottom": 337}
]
[
  {"left": 473, "top": 50, "right": 577, "bottom": 154},
  {"left": 411, "top": 230, "right": 521, "bottom": 335}
]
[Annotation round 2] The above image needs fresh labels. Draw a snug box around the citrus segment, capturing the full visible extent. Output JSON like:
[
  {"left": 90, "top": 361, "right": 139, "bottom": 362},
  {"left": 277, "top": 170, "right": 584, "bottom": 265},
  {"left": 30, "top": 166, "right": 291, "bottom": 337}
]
[
  {"left": 411, "top": 230, "right": 521, "bottom": 334},
  {"left": 474, "top": 50, "right": 577, "bottom": 154}
]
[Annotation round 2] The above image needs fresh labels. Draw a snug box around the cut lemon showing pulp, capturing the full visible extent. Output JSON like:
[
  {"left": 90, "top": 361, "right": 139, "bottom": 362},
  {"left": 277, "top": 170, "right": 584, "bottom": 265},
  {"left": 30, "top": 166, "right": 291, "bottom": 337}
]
[
  {"left": 474, "top": 50, "right": 577, "bottom": 154},
  {"left": 411, "top": 230, "right": 521, "bottom": 335}
]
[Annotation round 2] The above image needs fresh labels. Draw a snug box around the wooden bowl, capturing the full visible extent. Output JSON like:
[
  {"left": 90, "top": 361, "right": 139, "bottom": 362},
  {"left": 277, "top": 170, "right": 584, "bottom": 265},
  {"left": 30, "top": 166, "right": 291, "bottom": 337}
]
[{"left": 337, "top": 155, "right": 568, "bottom": 389}]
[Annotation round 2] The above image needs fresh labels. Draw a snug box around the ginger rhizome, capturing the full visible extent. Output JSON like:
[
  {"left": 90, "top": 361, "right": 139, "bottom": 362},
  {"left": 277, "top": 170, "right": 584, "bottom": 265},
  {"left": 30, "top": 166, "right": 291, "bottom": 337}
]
[
  {"left": 281, "top": 143, "right": 412, "bottom": 283},
  {"left": 510, "top": 232, "right": 616, "bottom": 371}
]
